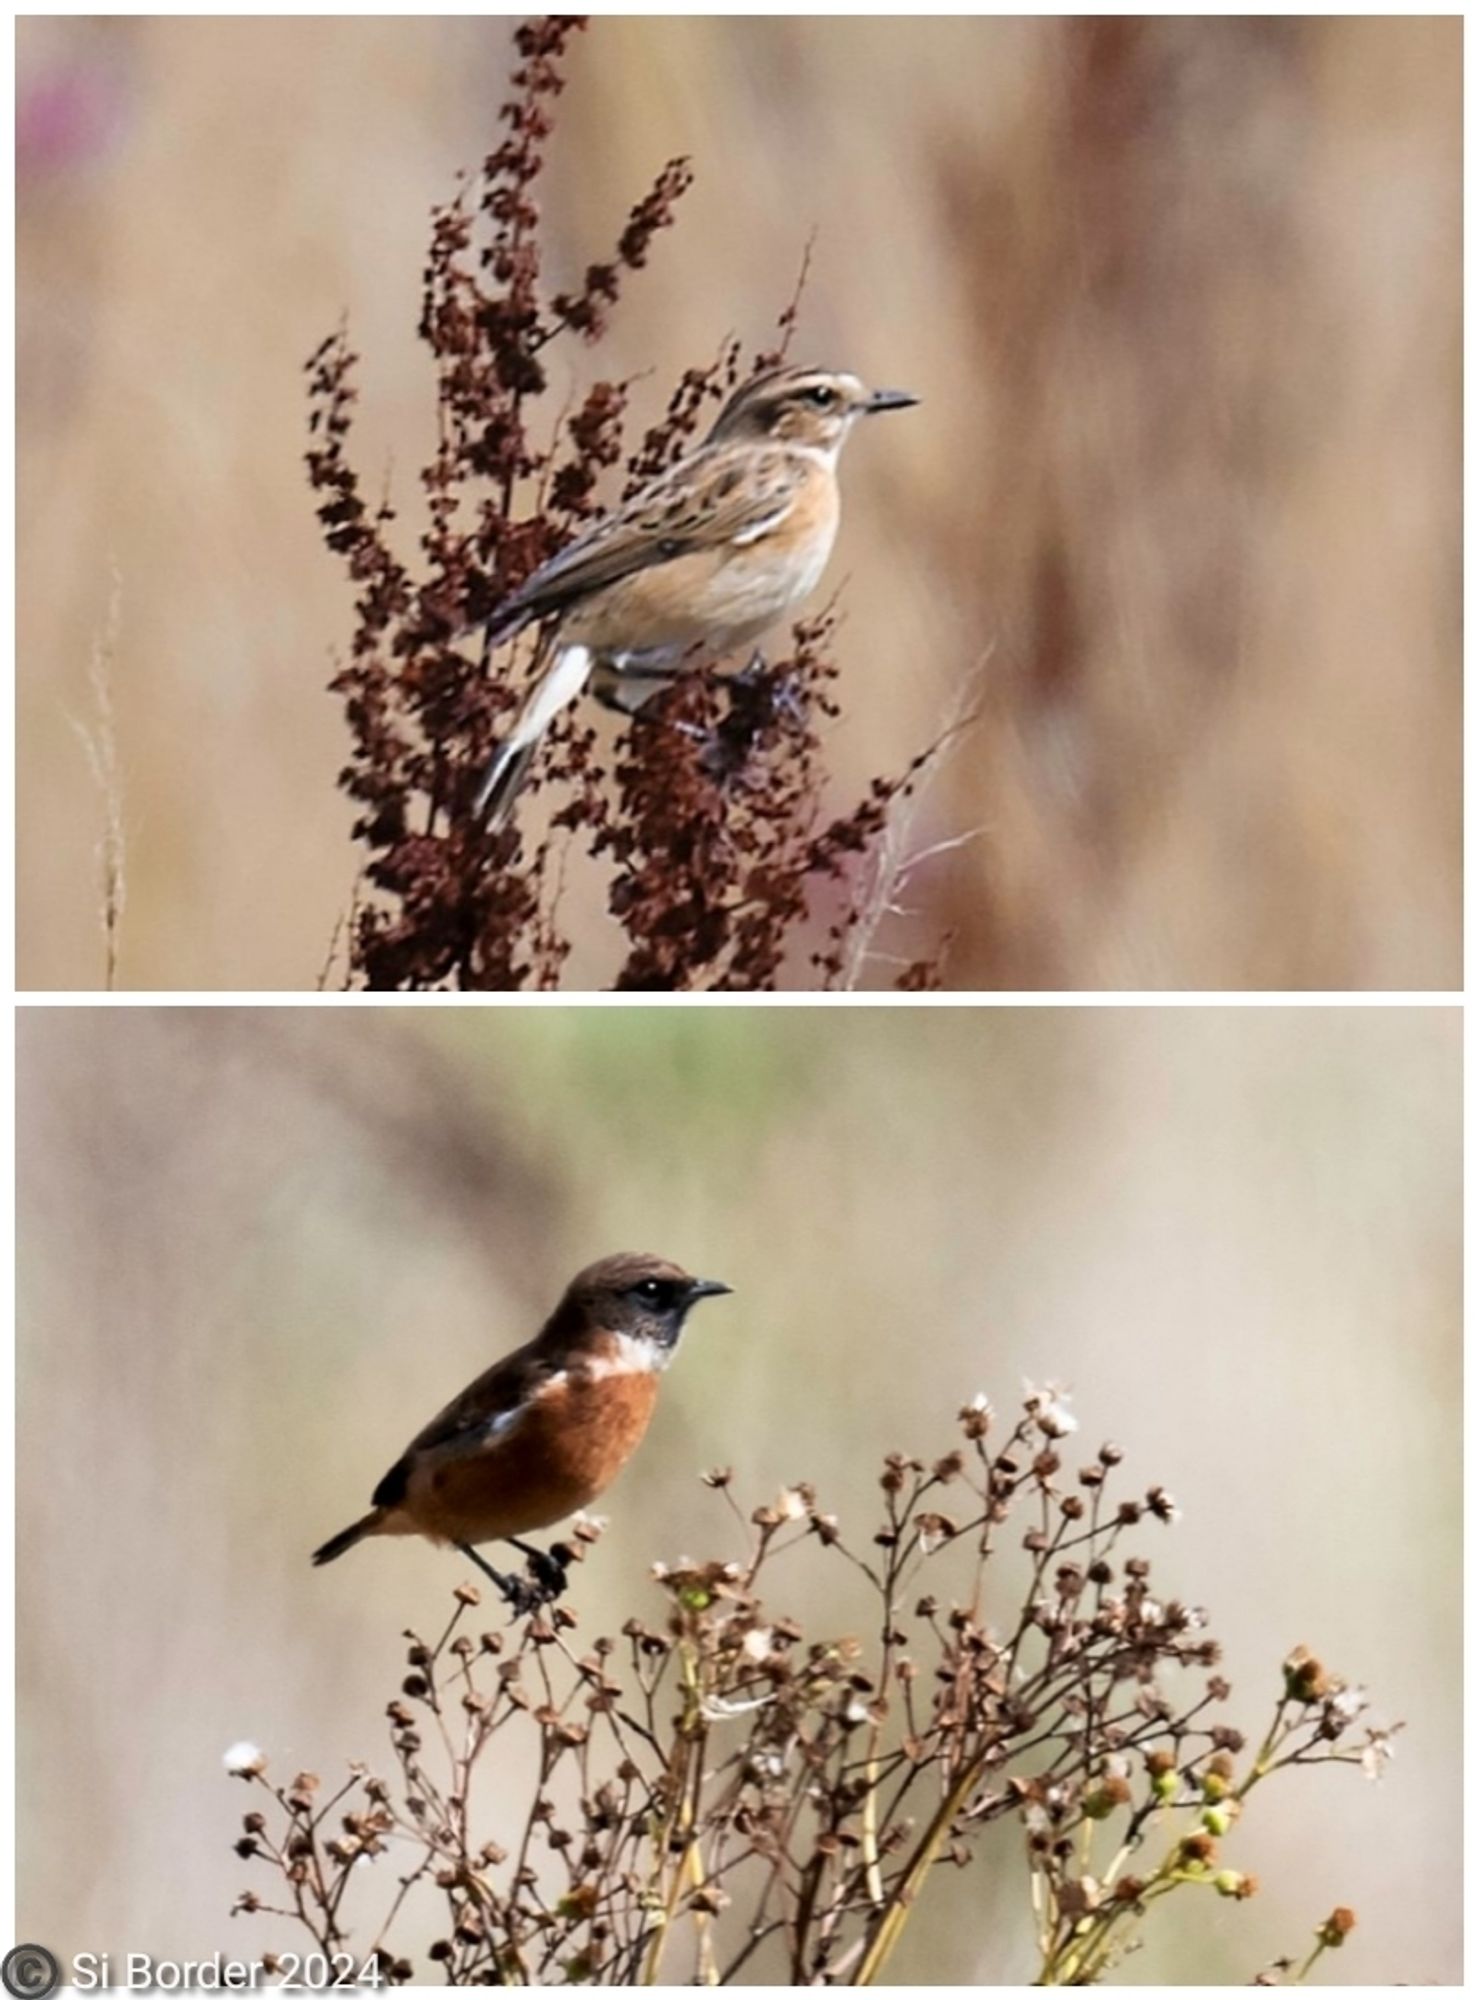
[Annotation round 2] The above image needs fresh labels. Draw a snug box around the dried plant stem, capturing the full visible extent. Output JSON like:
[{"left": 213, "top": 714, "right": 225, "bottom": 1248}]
[
  {"left": 639, "top": 1641, "right": 709, "bottom": 1985},
  {"left": 838, "top": 664, "right": 986, "bottom": 990},
  {"left": 70, "top": 564, "right": 126, "bottom": 990},
  {"left": 851, "top": 1752, "right": 986, "bottom": 1985}
]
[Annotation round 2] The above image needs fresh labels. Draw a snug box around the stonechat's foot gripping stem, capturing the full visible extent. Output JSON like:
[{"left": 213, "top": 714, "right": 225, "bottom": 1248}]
[{"left": 457, "top": 1539, "right": 572, "bottom": 1617}]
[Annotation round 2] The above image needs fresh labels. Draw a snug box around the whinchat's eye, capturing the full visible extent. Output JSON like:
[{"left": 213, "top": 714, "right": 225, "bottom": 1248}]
[{"left": 806, "top": 385, "right": 838, "bottom": 409}]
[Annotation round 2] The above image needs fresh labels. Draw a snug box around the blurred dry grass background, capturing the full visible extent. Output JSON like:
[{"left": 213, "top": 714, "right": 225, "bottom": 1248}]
[
  {"left": 17, "top": 1004, "right": 1459, "bottom": 1980},
  {"left": 16, "top": 16, "right": 1461, "bottom": 991}
]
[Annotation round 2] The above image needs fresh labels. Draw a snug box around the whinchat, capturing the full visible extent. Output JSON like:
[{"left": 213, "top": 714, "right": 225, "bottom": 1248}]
[
  {"left": 312, "top": 1254, "right": 731, "bottom": 1611},
  {"left": 473, "top": 365, "right": 918, "bottom": 830}
]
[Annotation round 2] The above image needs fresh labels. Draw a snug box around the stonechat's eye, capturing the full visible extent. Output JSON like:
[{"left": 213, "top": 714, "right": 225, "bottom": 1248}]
[{"left": 633, "top": 1278, "right": 668, "bottom": 1303}]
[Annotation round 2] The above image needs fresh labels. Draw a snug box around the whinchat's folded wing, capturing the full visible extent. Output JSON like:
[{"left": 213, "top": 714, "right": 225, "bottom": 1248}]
[{"left": 486, "top": 448, "right": 810, "bottom": 639}]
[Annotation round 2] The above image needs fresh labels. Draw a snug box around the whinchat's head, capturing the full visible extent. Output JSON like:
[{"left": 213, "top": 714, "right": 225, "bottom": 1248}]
[
  {"left": 563, "top": 1252, "right": 732, "bottom": 1365},
  {"left": 708, "top": 366, "right": 918, "bottom": 459}
]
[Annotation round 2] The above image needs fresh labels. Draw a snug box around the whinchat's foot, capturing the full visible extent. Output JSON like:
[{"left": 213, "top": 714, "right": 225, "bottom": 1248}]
[{"left": 692, "top": 666, "right": 808, "bottom": 780}]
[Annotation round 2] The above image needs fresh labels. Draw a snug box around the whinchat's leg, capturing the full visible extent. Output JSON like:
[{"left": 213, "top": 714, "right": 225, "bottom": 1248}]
[{"left": 591, "top": 660, "right": 685, "bottom": 719}]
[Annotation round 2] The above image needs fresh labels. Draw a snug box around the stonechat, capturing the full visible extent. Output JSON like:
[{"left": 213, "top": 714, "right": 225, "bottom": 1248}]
[
  {"left": 473, "top": 364, "right": 918, "bottom": 829},
  {"left": 311, "top": 1253, "right": 730, "bottom": 1609}
]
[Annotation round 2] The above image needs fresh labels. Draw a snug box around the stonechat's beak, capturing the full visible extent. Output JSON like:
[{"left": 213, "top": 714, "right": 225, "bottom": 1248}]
[
  {"left": 687, "top": 1278, "right": 733, "bottom": 1300},
  {"left": 863, "top": 387, "right": 919, "bottom": 415}
]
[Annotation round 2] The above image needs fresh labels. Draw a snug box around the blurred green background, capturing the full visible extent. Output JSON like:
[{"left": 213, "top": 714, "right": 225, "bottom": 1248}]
[
  {"left": 17, "top": 1004, "right": 1459, "bottom": 1980},
  {"left": 17, "top": 15, "right": 1460, "bottom": 990}
]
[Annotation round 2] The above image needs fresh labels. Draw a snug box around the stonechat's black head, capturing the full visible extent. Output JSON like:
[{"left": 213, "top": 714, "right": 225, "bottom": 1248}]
[{"left": 561, "top": 1252, "right": 731, "bottom": 1360}]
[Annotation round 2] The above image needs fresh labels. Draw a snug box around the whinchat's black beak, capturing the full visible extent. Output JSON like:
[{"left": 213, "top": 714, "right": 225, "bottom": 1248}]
[
  {"left": 863, "top": 387, "right": 919, "bottom": 415},
  {"left": 687, "top": 1278, "right": 733, "bottom": 1300}
]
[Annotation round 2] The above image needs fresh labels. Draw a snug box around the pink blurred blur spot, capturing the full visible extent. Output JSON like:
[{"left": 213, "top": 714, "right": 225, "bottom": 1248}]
[{"left": 17, "top": 66, "right": 123, "bottom": 181}]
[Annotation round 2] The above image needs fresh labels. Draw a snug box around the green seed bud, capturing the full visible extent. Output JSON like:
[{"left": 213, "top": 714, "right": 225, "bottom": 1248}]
[{"left": 1083, "top": 1776, "right": 1132, "bottom": 1820}]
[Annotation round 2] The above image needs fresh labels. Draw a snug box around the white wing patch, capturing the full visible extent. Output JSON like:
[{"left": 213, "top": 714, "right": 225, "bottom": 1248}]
[
  {"left": 482, "top": 1378, "right": 562, "bottom": 1445},
  {"left": 731, "top": 504, "right": 795, "bottom": 547},
  {"left": 477, "top": 1344, "right": 665, "bottom": 1437},
  {"left": 482, "top": 1404, "right": 526, "bottom": 1443}
]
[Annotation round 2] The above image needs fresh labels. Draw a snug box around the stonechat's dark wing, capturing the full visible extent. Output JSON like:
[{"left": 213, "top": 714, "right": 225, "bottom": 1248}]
[
  {"left": 485, "top": 449, "right": 809, "bottom": 638},
  {"left": 370, "top": 1345, "right": 555, "bottom": 1510}
]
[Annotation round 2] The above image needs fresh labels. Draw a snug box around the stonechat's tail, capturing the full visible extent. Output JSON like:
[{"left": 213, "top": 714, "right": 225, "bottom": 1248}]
[
  {"left": 473, "top": 643, "right": 594, "bottom": 831},
  {"left": 311, "top": 1510, "right": 382, "bottom": 1566}
]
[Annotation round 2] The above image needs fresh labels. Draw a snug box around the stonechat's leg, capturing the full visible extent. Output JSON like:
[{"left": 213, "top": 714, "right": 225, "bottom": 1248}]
[
  {"left": 456, "top": 1542, "right": 541, "bottom": 1614},
  {"left": 507, "top": 1537, "right": 572, "bottom": 1602}
]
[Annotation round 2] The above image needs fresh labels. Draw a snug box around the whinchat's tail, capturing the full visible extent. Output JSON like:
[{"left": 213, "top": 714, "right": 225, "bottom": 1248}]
[
  {"left": 474, "top": 643, "right": 594, "bottom": 831},
  {"left": 474, "top": 739, "right": 539, "bottom": 832},
  {"left": 311, "top": 1509, "right": 383, "bottom": 1566}
]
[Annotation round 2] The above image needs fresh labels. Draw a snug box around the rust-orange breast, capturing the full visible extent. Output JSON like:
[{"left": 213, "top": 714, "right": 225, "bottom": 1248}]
[{"left": 399, "top": 1364, "right": 661, "bottom": 1545}]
